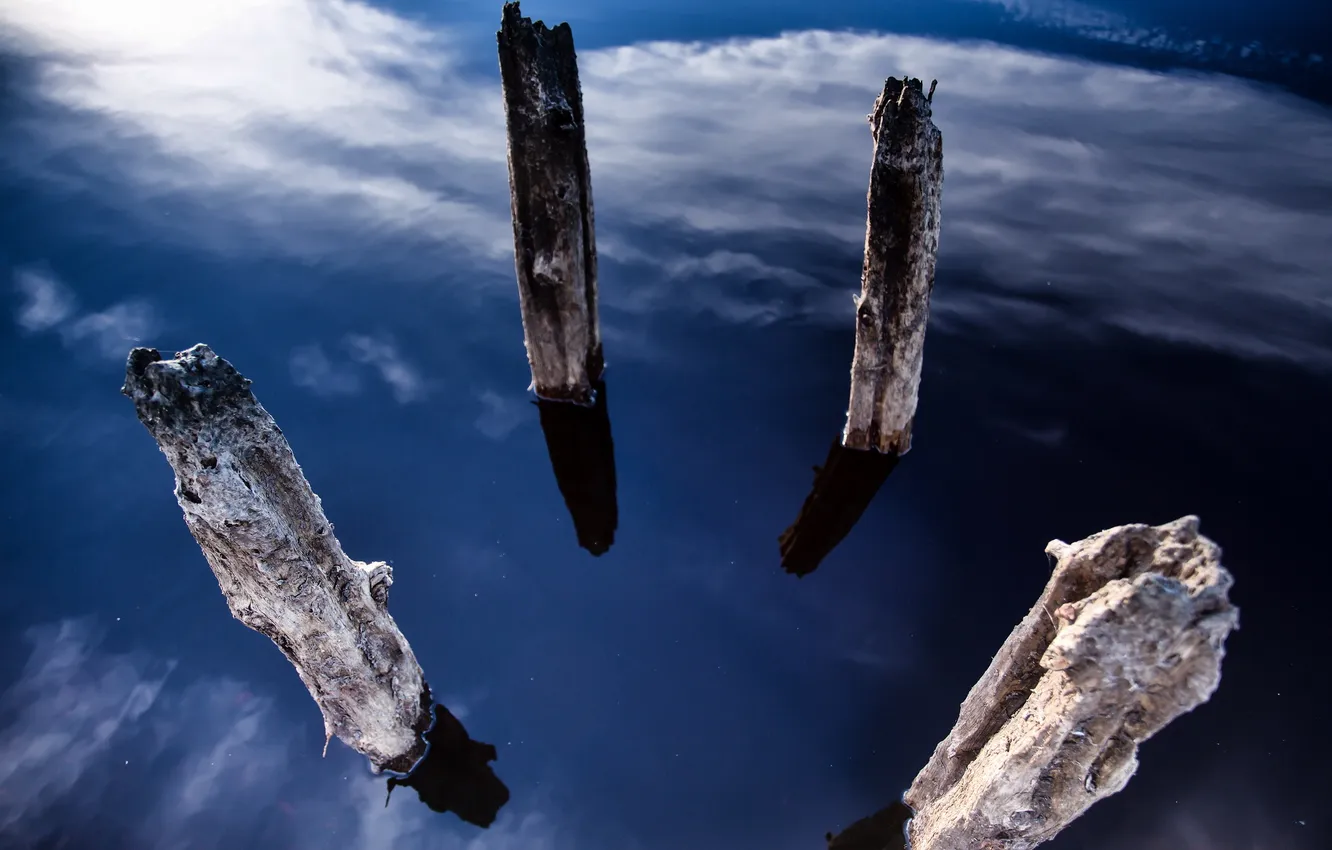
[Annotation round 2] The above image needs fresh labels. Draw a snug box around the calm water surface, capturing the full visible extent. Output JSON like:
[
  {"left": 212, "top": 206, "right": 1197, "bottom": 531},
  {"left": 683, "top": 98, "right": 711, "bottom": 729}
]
[{"left": 1, "top": 1, "right": 1329, "bottom": 848}]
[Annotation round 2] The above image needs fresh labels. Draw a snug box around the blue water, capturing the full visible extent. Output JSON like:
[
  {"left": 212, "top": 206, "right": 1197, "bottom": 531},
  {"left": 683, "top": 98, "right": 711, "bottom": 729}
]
[{"left": 1, "top": 1, "right": 1328, "bottom": 848}]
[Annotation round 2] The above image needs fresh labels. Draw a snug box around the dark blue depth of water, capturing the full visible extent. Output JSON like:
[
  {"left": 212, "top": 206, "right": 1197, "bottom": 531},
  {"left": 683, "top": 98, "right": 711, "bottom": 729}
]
[{"left": 1, "top": 1, "right": 1328, "bottom": 849}]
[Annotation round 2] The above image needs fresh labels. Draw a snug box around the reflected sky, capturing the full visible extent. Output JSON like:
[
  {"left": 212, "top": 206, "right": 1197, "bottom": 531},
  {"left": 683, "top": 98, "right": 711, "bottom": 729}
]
[{"left": 1, "top": 1, "right": 1329, "bottom": 849}]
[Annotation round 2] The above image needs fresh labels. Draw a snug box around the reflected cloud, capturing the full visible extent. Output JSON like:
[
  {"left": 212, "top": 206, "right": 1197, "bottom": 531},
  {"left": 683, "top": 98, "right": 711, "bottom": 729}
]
[
  {"left": 141, "top": 680, "right": 292, "bottom": 850},
  {"left": 4, "top": 0, "right": 1330, "bottom": 369},
  {"left": 0, "top": 620, "right": 173, "bottom": 839},
  {"left": 13, "top": 266, "right": 74, "bottom": 331},
  {"left": 474, "top": 390, "right": 527, "bottom": 442},
  {"left": 0, "top": 0, "right": 512, "bottom": 268},
  {"left": 288, "top": 334, "right": 427, "bottom": 403},
  {"left": 63, "top": 303, "right": 159, "bottom": 359},
  {"left": 0, "top": 620, "right": 561, "bottom": 849},
  {"left": 10, "top": 265, "right": 156, "bottom": 358},
  {"left": 345, "top": 333, "right": 428, "bottom": 403},
  {"left": 289, "top": 343, "right": 363, "bottom": 397}
]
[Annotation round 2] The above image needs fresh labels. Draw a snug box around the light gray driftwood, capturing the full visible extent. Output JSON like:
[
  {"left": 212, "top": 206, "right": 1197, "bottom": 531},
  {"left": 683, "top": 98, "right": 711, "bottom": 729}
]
[
  {"left": 122, "top": 344, "right": 431, "bottom": 774},
  {"left": 898, "top": 515, "right": 1239, "bottom": 850},
  {"left": 842, "top": 77, "right": 943, "bottom": 454},
  {"left": 498, "top": 1, "right": 603, "bottom": 405}
]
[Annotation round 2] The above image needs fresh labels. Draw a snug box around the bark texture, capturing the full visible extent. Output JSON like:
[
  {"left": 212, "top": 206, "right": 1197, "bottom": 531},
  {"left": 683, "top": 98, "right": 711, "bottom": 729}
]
[
  {"left": 843, "top": 77, "right": 943, "bottom": 454},
  {"left": 498, "top": 1, "right": 602, "bottom": 405},
  {"left": 536, "top": 376, "right": 618, "bottom": 555},
  {"left": 122, "top": 344, "right": 432, "bottom": 774},
  {"left": 900, "top": 515, "right": 1239, "bottom": 850},
  {"left": 779, "top": 436, "right": 899, "bottom": 576}
]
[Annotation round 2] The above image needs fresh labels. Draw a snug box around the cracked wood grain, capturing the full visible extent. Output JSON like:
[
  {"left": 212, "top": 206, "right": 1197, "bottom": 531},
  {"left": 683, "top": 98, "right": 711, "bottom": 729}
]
[
  {"left": 827, "top": 516, "right": 1238, "bottom": 850},
  {"left": 498, "top": 1, "right": 603, "bottom": 404},
  {"left": 122, "top": 344, "right": 431, "bottom": 774},
  {"left": 843, "top": 76, "right": 943, "bottom": 455}
]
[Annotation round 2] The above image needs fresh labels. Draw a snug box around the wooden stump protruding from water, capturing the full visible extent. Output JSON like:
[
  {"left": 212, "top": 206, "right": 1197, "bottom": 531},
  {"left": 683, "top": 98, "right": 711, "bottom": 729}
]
[
  {"left": 825, "top": 517, "right": 1239, "bottom": 850},
  {"left": 842, "top": 76, "right": 943, "bottom": 455},
  {"left": 123, "top": 345, "right": 509, "bottom": 827},
  {"left": 498, "top": 1, "right": 603, "bottom": 405}
]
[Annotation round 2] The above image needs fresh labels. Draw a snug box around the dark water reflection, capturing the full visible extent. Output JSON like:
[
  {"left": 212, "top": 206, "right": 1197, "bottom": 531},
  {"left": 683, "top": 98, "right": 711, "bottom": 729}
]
[
  {"left": 535, "top": 380, "right": 619, "bottom": 556},
  {"left": 386, "top": 703, "right": 510, "bottom": 828},
  {"left": 779, "top": 439, "right": 899, "bottom": 577},
  {"left": 0, "top": 1, "right": 1329, "bottom": 849}
]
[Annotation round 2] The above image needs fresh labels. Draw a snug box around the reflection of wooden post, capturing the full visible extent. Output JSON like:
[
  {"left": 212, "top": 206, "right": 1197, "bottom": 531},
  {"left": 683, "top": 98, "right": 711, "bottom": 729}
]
[
  {"left": 779, "top": 437, "right": 899, "bottom": 576},
  {"left": 536, "top": 377, "right": 618, "bottom": 555},
  {"left": 825, "top": 800, "right": 910, "bottom": 850},
  {"left": 498, "top": 1, "right": 603, "bottom": 405},
  {"left": 122, "top": 347, "right": 508, "bottom": 830},
  {"left": 387, "top": 704, "right": 511, "bottom": 828},
  {"left": 825, "top": 517, "right": 1239, "bottom": 850},
  {"left": 842, "top": 77, "right": 943, "bottom": 454}
]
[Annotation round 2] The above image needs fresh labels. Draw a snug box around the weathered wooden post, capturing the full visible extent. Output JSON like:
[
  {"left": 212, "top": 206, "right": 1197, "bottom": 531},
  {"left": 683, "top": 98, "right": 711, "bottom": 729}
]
[
  {"left": 779, "top": 78, "right": 942, "bottom": 577},
  {"left": 498, "top": 1, "right": 603, "bottom": 405},
  {"left": 842, "top": 76, "right": 943, "bottom": 454},
  {"left": 824, "top": 517, "right": 1239, "bottom": 850},
  {"left": 123, "top": 344, "right": 507, "bottom": 826}
]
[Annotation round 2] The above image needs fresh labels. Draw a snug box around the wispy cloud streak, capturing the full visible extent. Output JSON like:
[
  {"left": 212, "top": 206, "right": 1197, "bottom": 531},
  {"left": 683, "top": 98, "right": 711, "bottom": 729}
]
[
  {"left": 0, "top": 619, "right": 568, "bottom": 850},
  {"left": 288, "top": 334, "right": 427, "bottom": 403},
  {"left": 11, "top": 266, "right": 156, "bottom": 358},
  {"left": 0, "top": 620, "right": 174, "bottom": 839},
  {"left": 2, "top": 0, "right": 1330, "bottom": 369}
]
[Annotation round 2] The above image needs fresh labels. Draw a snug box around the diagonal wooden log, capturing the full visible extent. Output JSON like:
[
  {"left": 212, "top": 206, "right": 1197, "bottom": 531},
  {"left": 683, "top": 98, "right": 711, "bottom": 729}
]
[
  {"left": 825, "top": 516, "right": 1239, "bottom": 850},
  {"left": 498, "top": 1, "right": 603, "bottom": 405},
  {"left": 842, "top": 76, "right": 943, "bottom": 455},
  {"left": 120, "top": 345, "right": 508, "bottom": 825}
]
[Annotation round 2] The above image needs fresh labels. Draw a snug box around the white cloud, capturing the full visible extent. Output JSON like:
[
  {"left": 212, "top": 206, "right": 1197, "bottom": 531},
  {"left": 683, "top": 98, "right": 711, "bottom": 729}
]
[
  {"left": 288, "top": 335, "right": 428, "bottom": 403},
  {"left": 13, "top": 267, "right": 75, "bottom": 331},
  {"left": 473, "top": 390, "right": 528, "bottom": 442},
  {"left": 345, "top": 333, "right": 427, "bottom": 403},
  {"left": 1, "top": 0, "right": 512, "bottom": 268},
  {"left": 60, "top": 300, "right": 157, "bottom": 357},
  {"left": 0, "top": 619, "right": 567, "bottom": 850},
  {"left": 0, "top": 620, "right": 174, "bottom": 839},
  {"left": 2, "top": 0, "right": 1330, "bottom": 368},
  {"left": 290, "top": 342, "right": 363, "bottom": 397},
  {"left": 10, "top": 266, "right": 156, "bottom": 358}
]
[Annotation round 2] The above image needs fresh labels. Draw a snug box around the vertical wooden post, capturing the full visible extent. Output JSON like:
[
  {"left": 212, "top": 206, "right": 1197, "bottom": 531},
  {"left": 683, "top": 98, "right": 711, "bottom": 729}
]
[
  {"left": 498, "top": 1, "right": 603, "bottom": 405},
  {"left": 842, "top": 77, "right": 943, "bottom": 454}
]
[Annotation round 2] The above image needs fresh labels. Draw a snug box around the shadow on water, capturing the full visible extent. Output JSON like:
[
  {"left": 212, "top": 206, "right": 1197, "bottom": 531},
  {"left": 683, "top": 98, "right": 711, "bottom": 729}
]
[
  {"left": 535, "top": 377, "right": 619, "bottom": 556},
  {"left": 826, "top": 799, "right": 912, "bottom": 850},
  {"left": 385, "top": 702, "right": 511, "bottom": 828},
  {"left": 778, "top": 436, "right": 900, "bottom": 576}
]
